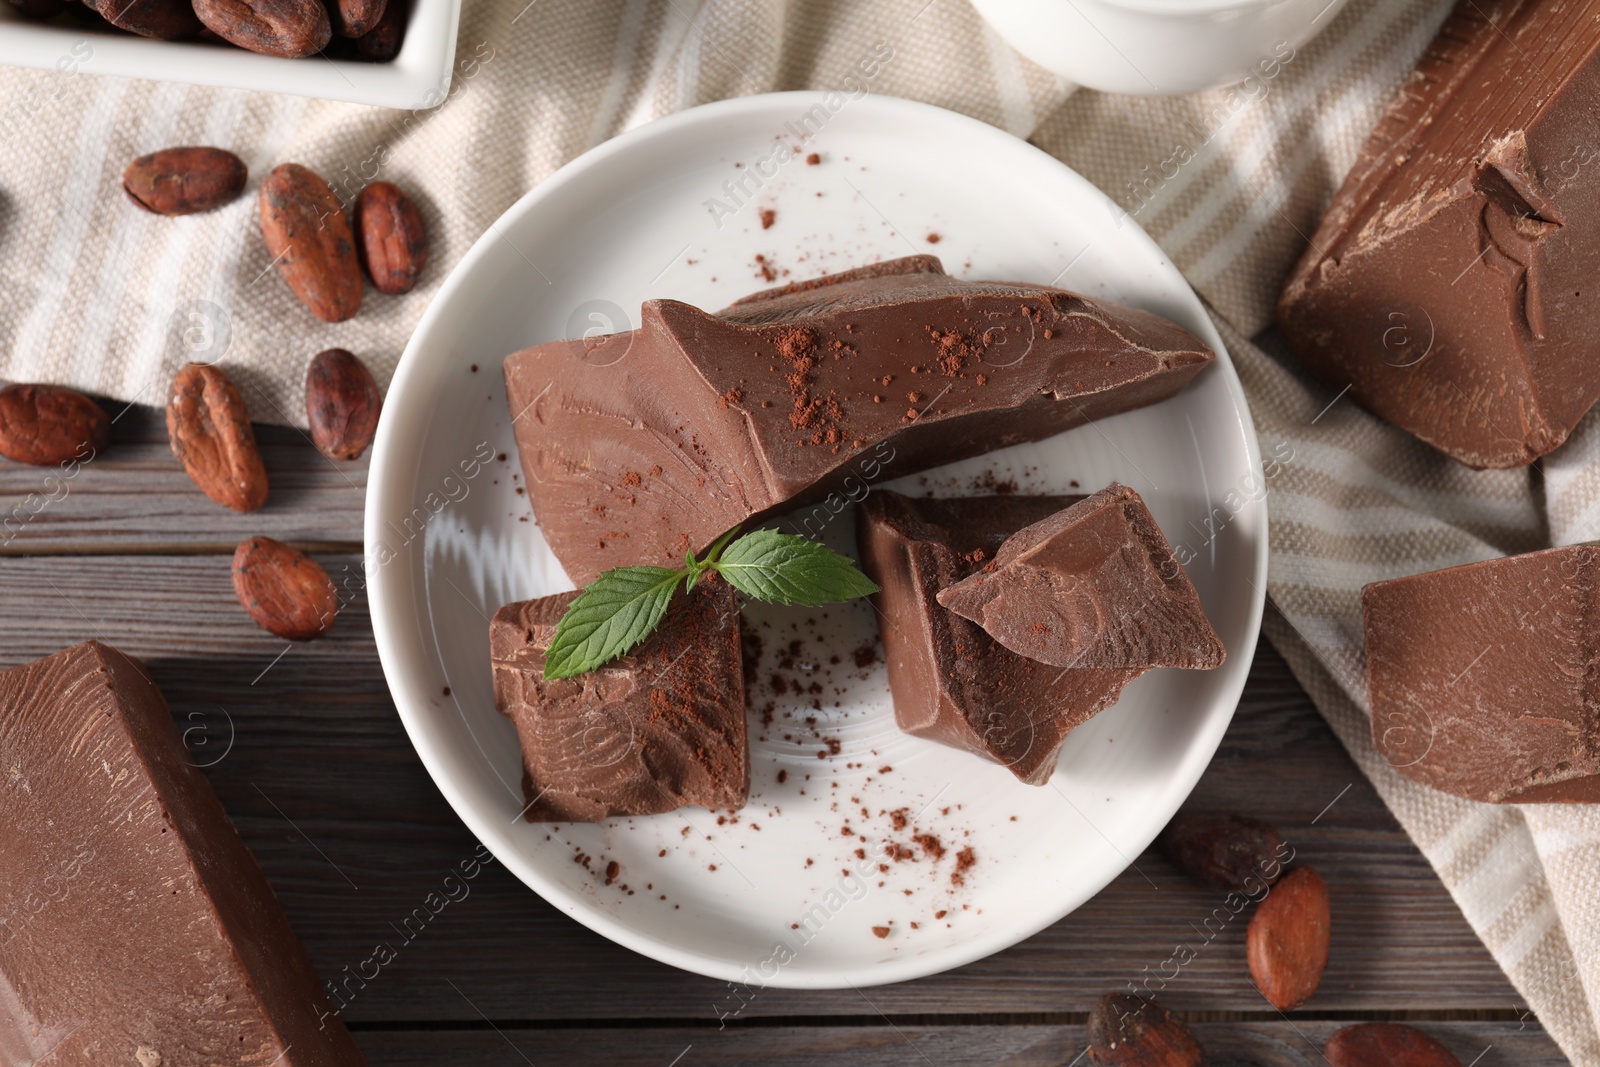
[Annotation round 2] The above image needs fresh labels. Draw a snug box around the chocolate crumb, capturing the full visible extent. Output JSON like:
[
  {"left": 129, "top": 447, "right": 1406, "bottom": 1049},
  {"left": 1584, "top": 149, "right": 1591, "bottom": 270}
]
[
  {"left": 759, "top": 208, "right": 777, "bottom": 230},
  {"left": 952, "top": 846, "right": 977, "bottom": 886},
  {"left": 806, "top": 153, "right": 821, "bottom": 165},
  {"left": 871, "top": 925, "right": 890, "bottom": 939}
]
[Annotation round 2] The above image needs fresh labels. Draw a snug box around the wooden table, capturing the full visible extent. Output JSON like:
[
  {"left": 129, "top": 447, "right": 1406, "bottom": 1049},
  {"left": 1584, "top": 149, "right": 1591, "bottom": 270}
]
[{"left": 0, "top": 409, "right": 1566, "bottom": 1065}]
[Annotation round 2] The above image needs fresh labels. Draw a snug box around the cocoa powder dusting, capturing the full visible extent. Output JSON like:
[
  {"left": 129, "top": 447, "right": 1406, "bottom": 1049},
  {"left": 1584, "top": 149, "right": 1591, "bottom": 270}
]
[{"left": 952, "top": 846, "right": 977, "bottom": 887}]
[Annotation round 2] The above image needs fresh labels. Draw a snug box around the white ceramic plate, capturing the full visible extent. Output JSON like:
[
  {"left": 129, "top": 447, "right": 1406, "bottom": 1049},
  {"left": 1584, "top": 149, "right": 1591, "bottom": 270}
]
[
  {"left": 366, "top": 92, "right": 1267, "bottom": 989},
  {"left": 0, "top": 0, "right": 460, "bottom": 109}
]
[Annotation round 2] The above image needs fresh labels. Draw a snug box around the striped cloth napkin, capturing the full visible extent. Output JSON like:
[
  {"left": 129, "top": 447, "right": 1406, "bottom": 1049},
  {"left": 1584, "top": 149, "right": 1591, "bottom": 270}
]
[{"left": 1, "top": 0, "right": 1594, "bottom": 1058}]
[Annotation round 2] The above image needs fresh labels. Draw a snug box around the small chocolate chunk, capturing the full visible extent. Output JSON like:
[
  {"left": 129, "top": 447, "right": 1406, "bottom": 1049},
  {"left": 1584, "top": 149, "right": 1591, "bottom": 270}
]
[
  {"left": 857, "top": 491, "right": 1143, "bottom": 785},
  {"left": 0, "top": 642, "right": 365, "bottom": 1064},
  {"left": 490, "top": 577, "right": 748, "bottom": 821},
  {"left": 505, "top": 255, "right": 1214, "bottom": 584},
  {"left": 1364, "top": 544, "right": 1600, "bottom": 802},
  {"left": 937, "top": 482, "right": 1223, "bottom": 670},
  {"left": 1278, "top": 0, "right": 1600, "bottom": 468}
]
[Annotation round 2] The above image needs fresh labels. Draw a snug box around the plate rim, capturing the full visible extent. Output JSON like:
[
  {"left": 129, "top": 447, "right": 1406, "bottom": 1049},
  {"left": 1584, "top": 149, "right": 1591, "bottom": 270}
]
[{"left": 365, "top": 89, "right": 1269, "bottom": 989}]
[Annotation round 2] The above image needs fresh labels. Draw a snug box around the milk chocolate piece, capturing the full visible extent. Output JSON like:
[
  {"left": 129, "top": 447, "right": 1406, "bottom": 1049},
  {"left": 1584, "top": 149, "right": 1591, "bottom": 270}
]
[
  {"left": 1364, "top": 544, "right": 1600, "bottom": 802},
  {"left": 0, "top": 642, "right": 365, "bottom": 1065},
  {"left": 1278, "top": 0, "right": 1600, "bottom": 469},
  {"left": 937, "top": 483, "right": 1223, "bottom": 670},
  {"left": 506, "top": 255, "right": 1214, "bottom": 584},
  {"left": 491, "top": 578, "right": 748, "bottom": 821},
  {"left": 857, "top": 491, "right": 1143, "bottom": 785}
]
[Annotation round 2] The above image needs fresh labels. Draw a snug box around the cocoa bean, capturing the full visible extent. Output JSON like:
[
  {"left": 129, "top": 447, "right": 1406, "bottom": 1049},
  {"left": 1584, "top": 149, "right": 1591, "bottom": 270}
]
[
  {"left": 259, "top": 163, "right": 363, "bottom": 323},
  {"left": 0, "top": 384, "right": 109, "bottom": 467},
  {"left": 327, "top": 0, "right": 383, "bottom": 37},
  {"left": 354, "top": 181, "right": 427, "bottom": 295},
  {"left": 1158, "top": 813, "right": 1288, "bottom": 893},
  {"left": 353, "top": 0, "right": 406, "bottom": 58},
  {"left": 232, "top": 536, "right": 339, "bottom": 640},
  {"left": 83, "top": 0, "right": 201, "bottom": 38},
  {"left": 1247, "top": 866, "right": 1330, "bottom": 1011},
  {"left": 192, "top": 0, "right": 330, "bottom": 57},
  {"left": 1326, "top": 1023, "right": 1462, "bottom": 1067},
  {"left": 305, "top": 348, "right": 381, "bottom": 461},
  {"left": 123, "top": 147, "right": 248, "bottom": 217},
  {"left": 166, "top": 363, "right": 269, "bottom": 513},
  {"left": 1087, "top": 993, "right": 1203, "bottom": 1066}
]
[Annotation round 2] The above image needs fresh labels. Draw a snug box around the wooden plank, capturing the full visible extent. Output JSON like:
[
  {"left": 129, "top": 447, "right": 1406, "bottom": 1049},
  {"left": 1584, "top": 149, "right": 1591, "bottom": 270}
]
[
  {"left": 0, "top": 554, "right": 1552, "bottom": 1037},
  {"left": 0, "top": 404, "right": 368, "bottom": 552},
  {"left": 351, "top": 1022, "right": 1563, "bottom": 1066}
]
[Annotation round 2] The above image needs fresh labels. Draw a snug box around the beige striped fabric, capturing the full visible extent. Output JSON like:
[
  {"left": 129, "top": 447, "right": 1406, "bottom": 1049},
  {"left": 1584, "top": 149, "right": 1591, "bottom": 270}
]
[{"left": 2, "top": 0, "right": 1595, "bottom": 1058}]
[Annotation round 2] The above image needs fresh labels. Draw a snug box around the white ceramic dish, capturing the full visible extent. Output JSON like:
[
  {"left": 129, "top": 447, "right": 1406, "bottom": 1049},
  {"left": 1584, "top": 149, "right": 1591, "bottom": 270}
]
[
  {"left": 972, "top": 0, "right": 1348, "bottom": 95},
  {"left": 0, "top": 0, "right": 460, "bottom": 109},
  {"left": 366, "top": 92, "right": 1267, "bottom": 989}
]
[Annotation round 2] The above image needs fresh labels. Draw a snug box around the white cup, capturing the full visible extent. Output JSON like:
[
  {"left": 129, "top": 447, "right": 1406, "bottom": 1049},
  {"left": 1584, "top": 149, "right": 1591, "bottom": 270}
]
[{"left": 971, "top": 0, "right": 1349, "bottom": 95}]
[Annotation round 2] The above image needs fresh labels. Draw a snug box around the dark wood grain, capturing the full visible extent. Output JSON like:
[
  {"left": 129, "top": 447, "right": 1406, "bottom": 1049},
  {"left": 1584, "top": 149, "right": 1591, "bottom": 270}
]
[
  {"left": 0, "top": 399, "right": 1570, "bottom": 1063},
  {"left": 351, "top": 1021, "right": 1559, "bottom": 1066},
  {"left": 0, "top": 406, "right": 366, "bottom": 553},
  {"left": 0, "top": 554, "right": 1549, "bottom": 1024}
]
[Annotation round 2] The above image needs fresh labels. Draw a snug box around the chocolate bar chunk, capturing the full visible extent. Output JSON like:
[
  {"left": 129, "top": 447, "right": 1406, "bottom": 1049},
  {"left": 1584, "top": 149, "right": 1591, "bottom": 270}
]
[
  {"left": 491, "top": 577, "right": 748, "bottom": 821},
  {"left": 937, "top": 483, "right": 1223, "bottom": 670},
  {"left": 506, "top": 255, "right": 1214, "bottom": 584},
  {"left": 1364, "top": 545, "right": 1600, "bottom": 802},
  {"left": 857, "top": 491, "right": 1143, "bottom": 785},
  {"left": 0, "top": 642, "right": 365, "bottom": 1065},
  {"left": 1278, "top": 0, "right": 1600, "bottom": 468}
]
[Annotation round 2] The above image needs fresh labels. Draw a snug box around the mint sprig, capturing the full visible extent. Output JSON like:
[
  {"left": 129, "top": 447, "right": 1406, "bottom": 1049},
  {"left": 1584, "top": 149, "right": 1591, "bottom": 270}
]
[{"left": 542, "top": 527, "right": 878, "bottom": 680}]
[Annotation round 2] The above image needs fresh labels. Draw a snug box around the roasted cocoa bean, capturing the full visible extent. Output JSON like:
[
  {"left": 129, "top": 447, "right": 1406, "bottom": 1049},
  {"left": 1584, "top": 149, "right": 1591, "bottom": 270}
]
[
  {"left": 305, "top": 348, "right": 381, "bottom": 461},
  {"left": 0, "top": 384, "right": 109, "bottom": 467},
  {"left": 123, "top": 147, "right": 248, "bottom": 217},
  {"left": 233, "top": 536, "right": 340, "bottom": 640},
  {"left": 166, "top": 363, "right": 269, "bottom": 513},
  {"left": 354, "top": 181, "right": 427, "bottom": 295},
  {"left": 259, "top": 163, "right": 363, "bottom": 323}
]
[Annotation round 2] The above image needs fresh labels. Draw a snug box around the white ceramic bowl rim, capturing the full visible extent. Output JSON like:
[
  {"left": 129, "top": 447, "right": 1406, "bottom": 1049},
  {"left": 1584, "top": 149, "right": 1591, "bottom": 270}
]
[{"left": 365, "top": 91, "right": 1268, "bottom": 988}]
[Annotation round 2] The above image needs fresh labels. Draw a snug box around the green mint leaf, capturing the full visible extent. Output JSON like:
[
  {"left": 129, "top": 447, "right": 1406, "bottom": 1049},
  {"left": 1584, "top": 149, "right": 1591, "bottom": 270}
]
[
  {"left": 542, "top": 566, "right": 684, "bottom": 679},
  {"left": 712, "top": 529, "right": 879, "bottom": 606}
]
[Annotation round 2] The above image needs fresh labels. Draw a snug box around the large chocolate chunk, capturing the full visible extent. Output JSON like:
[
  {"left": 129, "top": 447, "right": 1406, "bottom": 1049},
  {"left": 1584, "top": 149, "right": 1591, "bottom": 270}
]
[
  {"left": 491, "top": 577, "right": 748, "bottom": 821},
  {"left": 857, "top": 491, "right": 1143, "bottom": 785},
  {"left": 1278, "top": 0, "right": 1600, "bottom": 469},
  {"left": 506, "top": 255, "right": 1214, "bottom": 584},
  {"left": 937, "top": 483, "right": 1223, "bottom": 670},
  {"left": 1364, "top": 545, "right": 1600, "bottom": 802},
  {"left": 0, "top": 642, "right": 365, "bottom": 1065}
]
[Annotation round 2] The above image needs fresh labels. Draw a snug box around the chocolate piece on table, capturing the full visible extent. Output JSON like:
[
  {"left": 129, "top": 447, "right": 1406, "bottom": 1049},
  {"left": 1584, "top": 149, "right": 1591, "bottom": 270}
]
[
  {"left": 491, "top": 577, "right": 748, "bottom": 821},
  {"left": 936, "top": 482, "right": 1224, "bottom": 670},
  {"left": 857, "top": 491, "right": 1144, "bottom": 786},
  {"left": 0, "top": 642, "right": 365, "bottom": 1065},
  {"left": 506, "top": 255, "right": 1214, "bottom": 584},
  {"left": 1277, "top": 0, "right": 1600, "bottom": 469},
  {"left": 1364, "top": 544, "right": 1600, "bottom": 802}
]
